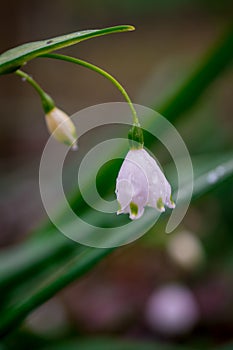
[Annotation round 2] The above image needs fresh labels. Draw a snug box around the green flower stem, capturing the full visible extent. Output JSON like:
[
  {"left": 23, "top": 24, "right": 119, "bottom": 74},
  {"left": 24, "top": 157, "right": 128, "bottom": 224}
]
[
  {"left": 40, "top": 53, "right": 140, "bottom": 126},
  {"left": 15, "top": 69, "right": 55, "bottom": 113}
]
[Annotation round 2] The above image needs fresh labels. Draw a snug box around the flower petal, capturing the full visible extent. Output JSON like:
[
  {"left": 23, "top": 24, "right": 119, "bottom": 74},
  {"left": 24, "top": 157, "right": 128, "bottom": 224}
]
[
  {"left": 116, "top": 150, "right": 149, "bottom": 219},
  {"left": 116, "top": 179, "right": 133, "bottom": 213},
  {"left": 115, "top": 148, "right": 175, "bottom": 220}
]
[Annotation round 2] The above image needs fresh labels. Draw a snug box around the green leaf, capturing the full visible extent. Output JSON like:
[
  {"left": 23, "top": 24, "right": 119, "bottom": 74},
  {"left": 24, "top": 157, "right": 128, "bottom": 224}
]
[
  {"left": 191, "top": 153, "right": 233, "bottom": 199},
  {"left": 0, "top": 234, "right": 75, "bottom": 290},
  {"left": 0, "top": 152, "right": 232, "bottom": 337},
  {"left": 215, "top": 342, "right": 233, "bottom": 350},
  {"left": 39, "top": 337, "right": 192, "bottom": 350},
  {"left": 170, "top": 152, "right": 233, "bottom": 203},
  {"left": 158, "top": 24, "right": 233, "bottom": 122},
  {"left": 0, "top": 25, "right": 134, "bottom": 75},
  {"left": 0, "top": 247, "right": 112, "bottom": 337},
  {"left": 0, "top": 334, "right": 195, "bottom": 350}
]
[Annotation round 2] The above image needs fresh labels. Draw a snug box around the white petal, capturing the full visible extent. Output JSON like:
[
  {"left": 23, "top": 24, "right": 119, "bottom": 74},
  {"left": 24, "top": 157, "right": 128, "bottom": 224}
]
[
  {"left": 116, "top": 179, "right": 133, "bottom": 213},
  {"left": 116, "top": 150, "right": 149, "bottom": 220},
  {"left": 115, "top": 148, "right": 175, "bottom": 220},
  {"left": 134, "top": 149, "right": 175, "bottom": 211}
]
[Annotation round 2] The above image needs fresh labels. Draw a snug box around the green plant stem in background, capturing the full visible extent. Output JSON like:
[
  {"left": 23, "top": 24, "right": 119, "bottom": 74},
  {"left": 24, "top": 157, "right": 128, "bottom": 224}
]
[
  {"left": 41, "top": 53, "right": 140, "bottom": 126},
  {"left": 15, "top": 70, "right": 55, "bottom": 113},
  {"left": 158, "top": 24, "right": 233, "bottom": 122}
]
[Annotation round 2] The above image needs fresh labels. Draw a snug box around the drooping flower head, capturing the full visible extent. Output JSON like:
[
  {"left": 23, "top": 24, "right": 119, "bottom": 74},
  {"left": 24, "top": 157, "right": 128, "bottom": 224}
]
[{"left": 115, "top": 148, "right": 175, "bottom": 220}]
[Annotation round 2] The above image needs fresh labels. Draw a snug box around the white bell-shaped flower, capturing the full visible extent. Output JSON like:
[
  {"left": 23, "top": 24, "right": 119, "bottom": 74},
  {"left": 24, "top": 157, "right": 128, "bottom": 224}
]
[
  {"left": 115, "top": 148, "right": 175, "bottom": 220},
  {"left": 45, "top": 107, "right": 78, "bottom": 150}
]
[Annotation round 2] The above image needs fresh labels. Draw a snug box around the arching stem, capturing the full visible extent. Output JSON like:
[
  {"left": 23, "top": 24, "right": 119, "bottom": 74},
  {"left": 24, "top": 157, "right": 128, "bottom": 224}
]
[
  {"left": 40, "top": 53, "right": 140, "bottom": 126},
  {"left": 15, "top": 69, "right": 55, "bottom": 113}
]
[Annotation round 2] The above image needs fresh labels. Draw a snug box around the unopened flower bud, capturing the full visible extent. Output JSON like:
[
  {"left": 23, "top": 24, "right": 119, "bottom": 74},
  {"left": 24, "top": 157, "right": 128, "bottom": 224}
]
[{"left": 45, "top": 107, "right": 78, "bottom": 150}]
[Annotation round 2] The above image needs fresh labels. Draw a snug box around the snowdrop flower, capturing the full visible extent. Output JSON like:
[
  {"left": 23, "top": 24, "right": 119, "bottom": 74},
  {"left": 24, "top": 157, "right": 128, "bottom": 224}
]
[
  {"left": 45, "top": 107, "right": 78, "bottom": 150},
  {"left": 115, "top": 148, "right": 175, "bottom": 220}
]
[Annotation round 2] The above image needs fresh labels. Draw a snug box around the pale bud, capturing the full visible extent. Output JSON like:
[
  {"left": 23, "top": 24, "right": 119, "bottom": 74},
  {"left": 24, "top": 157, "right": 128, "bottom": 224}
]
[{"left": 45, "top": 107, "right": 78, "bottom": 150}]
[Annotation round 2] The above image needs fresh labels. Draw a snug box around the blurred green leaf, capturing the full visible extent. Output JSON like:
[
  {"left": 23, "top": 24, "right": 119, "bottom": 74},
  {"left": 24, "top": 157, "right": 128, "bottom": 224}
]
[
  {"left": 0, "top": 234, "right": 75, "bottom": 290},
  {"left": 176, "top": 152, "right": 233, "bottom": 202},
  {"left": 216, "top": 342, "right": 233, "bottom": 350},
  {"left": 0, "top": 247, "right": 112, "bottom": 337},
  {"left": 1, "top": 334, "right": 196, "bottom": 350},
  {"left": 158, "top": 24, "right": 233, "bottom": 122},
  {"left": 40, "top": 337, "right": 192, "bottom": 350},
  {"left": 0, "top": 25, "right": 134, "bottom": 75},
  {"left": 0, "top": 152, "right": 232, "bottom": 337},
  {"left": 191, "top": 153, "right": 233, "bottom": 199}
]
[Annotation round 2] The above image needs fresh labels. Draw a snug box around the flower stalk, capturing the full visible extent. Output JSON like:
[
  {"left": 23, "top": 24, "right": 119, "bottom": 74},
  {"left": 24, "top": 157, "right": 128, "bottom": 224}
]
[
  {"left": 40, "top": 53, "right": 141, "bottom": 126},
  {"left": 15, "top": 69, "right": 78, "bottom": 149},
  {"left": 15, "top": 69, "right": 55, "bottom": 113}
]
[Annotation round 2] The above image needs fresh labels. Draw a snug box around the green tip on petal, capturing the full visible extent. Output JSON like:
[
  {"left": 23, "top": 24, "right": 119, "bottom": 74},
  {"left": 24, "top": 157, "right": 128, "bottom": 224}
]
[
  {"left": 130, "top": 201, "right": 138, "bottom": 217},
  {"left": 170, "top": 194, "right": 175, "bottom": 206},
  {"left": 157, "top": 197, "right": 165, "bottom": 212},
  {"left": 117, "top": 201, "right": 122, "bottom": 212}
]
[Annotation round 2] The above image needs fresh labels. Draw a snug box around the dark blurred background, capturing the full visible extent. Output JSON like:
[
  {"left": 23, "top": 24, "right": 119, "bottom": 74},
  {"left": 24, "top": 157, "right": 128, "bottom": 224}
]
[{"left": 0, "top": 1, "right": 233, "bottom": 348}]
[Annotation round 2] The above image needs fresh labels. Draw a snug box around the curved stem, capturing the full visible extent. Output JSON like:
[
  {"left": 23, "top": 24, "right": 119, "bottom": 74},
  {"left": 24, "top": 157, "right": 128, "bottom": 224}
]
[
  {"left": 40, "top": 53, "right": 140, "bottom": 125},
  {"left": 15, "top": 69, "right": 55, "bottom": 113}
]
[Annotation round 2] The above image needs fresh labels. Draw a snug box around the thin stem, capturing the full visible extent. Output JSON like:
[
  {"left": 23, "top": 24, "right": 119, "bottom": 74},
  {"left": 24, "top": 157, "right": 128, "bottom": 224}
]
[
  {"left": 16, "top": 70, "right": 43, "bottom": 98},
  {"left": 40, "top": 53, "right": 140, "bottom": 125},
  {"left": 15, "top": 69, "right": 55, "bottom": 113}
]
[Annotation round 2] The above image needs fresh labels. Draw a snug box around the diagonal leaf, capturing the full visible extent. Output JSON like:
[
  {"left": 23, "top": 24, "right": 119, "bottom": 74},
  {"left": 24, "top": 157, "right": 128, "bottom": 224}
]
[
  {"left": 0, "top": 25, "right": 134, "bottom": 75},
  {"left": 215, "top": 342, "right": 233, "bottom": 350},
  {"left": 0, "top": 153, "right": 232, "bottom": 337},
  {"left": 0, "top": 334, "right": 195, "bottom": 350},
  {"left": 39, "top": 337, "right": 193, "bottom": 350},
  {"left": 0, "top": 247, "right": 112, "bottom": 337},
  {"left": 158, "top": 24, "right": 233, "bottom": 122}
]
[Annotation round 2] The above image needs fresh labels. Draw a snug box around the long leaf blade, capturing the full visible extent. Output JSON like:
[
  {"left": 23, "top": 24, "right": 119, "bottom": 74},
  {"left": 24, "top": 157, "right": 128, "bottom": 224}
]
[
  {"left": 0, "top": 153, "right": 232, "bottom": 337},
  {"left": 0, "top": 25, "right": 134, "bottom": 75}
]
